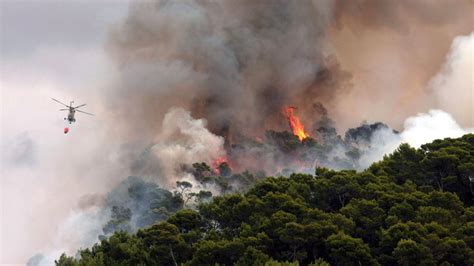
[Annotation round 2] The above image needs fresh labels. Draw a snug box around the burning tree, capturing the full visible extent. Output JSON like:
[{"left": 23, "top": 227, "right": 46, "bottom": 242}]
[{"left": 284, "top": 106, "right": 310, "bottom": 141}]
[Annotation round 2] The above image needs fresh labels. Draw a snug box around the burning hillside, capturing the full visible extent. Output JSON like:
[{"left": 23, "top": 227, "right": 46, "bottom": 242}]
[{"left": 130, "top": 104, "right": 403, "bottom": 192}]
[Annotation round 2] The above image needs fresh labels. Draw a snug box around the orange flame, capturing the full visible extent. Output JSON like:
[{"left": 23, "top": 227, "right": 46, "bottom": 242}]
[
  {"left": 212, "top": 156, "right": 232, "bottom": 175},
  {"left": 284, "top": 106, "right": 310, "bottom": 141}
]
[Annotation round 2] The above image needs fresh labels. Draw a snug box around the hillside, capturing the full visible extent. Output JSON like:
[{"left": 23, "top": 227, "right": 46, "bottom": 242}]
[{"left": 56, "top": 134, "right": 474, "bottom": 265}]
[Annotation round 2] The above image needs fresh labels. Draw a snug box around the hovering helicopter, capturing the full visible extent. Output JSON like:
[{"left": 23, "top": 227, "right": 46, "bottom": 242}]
[{"left": 52, "top": 98, "right": 94, "bottom": 133}]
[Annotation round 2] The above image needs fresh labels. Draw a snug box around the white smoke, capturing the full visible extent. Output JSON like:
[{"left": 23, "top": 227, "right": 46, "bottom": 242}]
[
  {"left": 430, "top": 32, "right": 474, "bottom": 128},
  {"left": 362, "top": 109, "right": 472, "bottom": 168},
  {"left": 362, "top": 32, "right": 473, "bottom": 165},
  {"left": 150, "top": 108, "right": 226, "bottom": 187},
  {"left": 397, "top": 31, "right": 474, "bottom": 147},
  {"left": 358, "top": 127, "right": 402, "bottom": 169},
  {"left": 401, "top": 109, "right": 471, "bottom": 148},
  {"left": 28, "top": 207, "right": 109, "bottom": 266}
]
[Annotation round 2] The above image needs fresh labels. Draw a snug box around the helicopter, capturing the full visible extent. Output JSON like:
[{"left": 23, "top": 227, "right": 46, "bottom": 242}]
[{"left": 52, "top": 98, "right": 94, "bottom": 133}]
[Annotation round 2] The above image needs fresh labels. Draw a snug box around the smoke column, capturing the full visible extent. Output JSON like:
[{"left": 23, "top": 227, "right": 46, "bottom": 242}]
[
  {"left": 105, "top": 0, "right": 337, "bottom": 143},
  {"left": 105, "top": 0, "right": 472, "bottom": 142},
  {"left": 430, "top": 32, "right": 474, "bottom": 128}
]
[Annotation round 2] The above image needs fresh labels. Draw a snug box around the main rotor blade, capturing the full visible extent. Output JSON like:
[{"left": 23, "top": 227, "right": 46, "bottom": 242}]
[
  {"left": 76, "top": 110, "right": 94, "bottom": 116},
  {"left": 52, "top": 98, "right": 69, "bottom": 107},
  {"left": 59, "top": 109, "right": 68, "bottom": 111},
  {"left": 74, "top": 103, "right": 86, "bottom": 109}
]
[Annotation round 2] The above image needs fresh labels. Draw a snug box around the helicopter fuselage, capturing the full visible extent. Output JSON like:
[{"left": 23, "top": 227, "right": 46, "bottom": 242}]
[{"left": 66, "top": 107, "right": 76, "bottom": 123}]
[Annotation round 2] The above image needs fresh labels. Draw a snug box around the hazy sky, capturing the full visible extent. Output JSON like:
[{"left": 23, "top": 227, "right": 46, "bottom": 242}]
[{"left": 1, "top": 1, "right": 129, "bottom": 264}]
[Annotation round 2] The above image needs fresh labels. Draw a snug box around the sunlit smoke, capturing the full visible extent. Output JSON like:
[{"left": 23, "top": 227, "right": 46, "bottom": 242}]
[
  {"left": 401, "top": 110, "right": 472, "bottom": 148},
  {"left": 430, "top": 32, "right": 474, "bottom": 128},
  {"left": 138, "top": 108, "right": 226, "bottom": 187}
]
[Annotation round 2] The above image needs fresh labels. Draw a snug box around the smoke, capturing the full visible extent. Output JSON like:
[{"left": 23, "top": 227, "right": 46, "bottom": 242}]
[
  {"left": 2, "top": 0, "right": 473, "bottom": 264},
  {"left": 1, "top": 2, "right": 129, "bottom": 264},
  {"left": 430, "top": 32, "right": 474, "bottom": 128},
  {"left": 103, "top": 176, "right": 182, "bottom": 232},
  {"left": 134, "top": 108, "right": 226, "bottom": 187},
  {"left": 104, "top": 0, "right": 473, "bottom": 152},
  {"left": 354, "top": 30, "right": 474, "bottom": 165},
  {"left": 355, "top": 109, "right": 472, "bottom": 169},
  {"left": 357, "top": 126, "right": 401, "bottom": 169},
  {"left": 25, "top": 204, "right": 111, "bottom": 266},
  {"left": 401, "top": 110, "right": 472, "bottom": 148},
  {"left": 2, "top": 132, "right": 37, "bottom": 167},
  {"left": 345, "top": 109, "right": 473, "bottom": 169},
  {"left": 333, "top": 0, "right": 472, "bottom": 32},
  {"left": 106, "top": 0, "right": 337, "bottom": 141},
  {"left": 329, "top": 0, "right": 473, "bottom": 130}
]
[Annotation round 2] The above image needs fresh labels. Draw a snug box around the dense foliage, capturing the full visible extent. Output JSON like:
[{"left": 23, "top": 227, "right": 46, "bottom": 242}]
[{"left": 57, "top": 134, "right": 474, "bottom": 265}]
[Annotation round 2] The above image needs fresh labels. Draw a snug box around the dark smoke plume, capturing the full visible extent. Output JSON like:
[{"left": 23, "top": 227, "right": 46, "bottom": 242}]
[
  {"left": 106, "top": 0, "right": 338, "bottom": 143},
  {"left": 106, "top": 0, "right": 472, "bottom": 141}
]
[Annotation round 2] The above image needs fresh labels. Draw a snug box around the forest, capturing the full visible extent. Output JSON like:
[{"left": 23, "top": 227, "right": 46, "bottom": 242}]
[{"left": 56, "top": 134, "right": 474, "bottom": 265}]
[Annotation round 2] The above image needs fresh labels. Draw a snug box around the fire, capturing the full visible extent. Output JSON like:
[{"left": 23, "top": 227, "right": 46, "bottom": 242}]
[
  {"left": 284, "top": 106, "right": 310, "bottom": 141},
  {"left": 212, "top": 156, "right": 232, "bottom": 176},
  {"left": 212, "top": 156, "right": 228, "bottom": 169}
]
